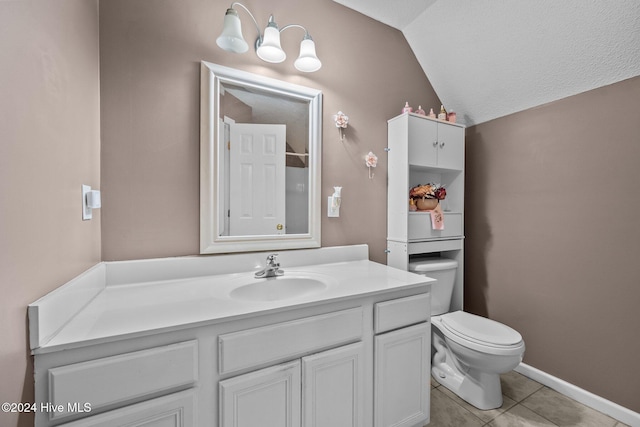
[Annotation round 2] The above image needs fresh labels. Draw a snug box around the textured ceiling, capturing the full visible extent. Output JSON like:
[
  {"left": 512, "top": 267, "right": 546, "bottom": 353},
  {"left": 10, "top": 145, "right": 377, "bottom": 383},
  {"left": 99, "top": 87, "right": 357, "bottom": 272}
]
[{"left": 334, "top": 0, "right": 640, "bottom": 126}]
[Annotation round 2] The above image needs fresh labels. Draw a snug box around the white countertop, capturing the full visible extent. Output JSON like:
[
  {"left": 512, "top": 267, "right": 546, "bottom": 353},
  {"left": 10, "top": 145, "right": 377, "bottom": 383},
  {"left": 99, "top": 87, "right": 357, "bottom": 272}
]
[{"left": 30, "top": 245, "right": 433, "bottom": 354}]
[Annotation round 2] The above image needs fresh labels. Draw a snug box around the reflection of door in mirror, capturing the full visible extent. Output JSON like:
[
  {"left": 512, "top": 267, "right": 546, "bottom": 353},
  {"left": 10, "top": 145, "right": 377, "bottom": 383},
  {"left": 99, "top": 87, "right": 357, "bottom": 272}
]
[
  {"left": 218, "top": 82, "right": 310, "bottom": 237},
  {"left": 229, "top": 123, "right": 286, "bottom": 236}
]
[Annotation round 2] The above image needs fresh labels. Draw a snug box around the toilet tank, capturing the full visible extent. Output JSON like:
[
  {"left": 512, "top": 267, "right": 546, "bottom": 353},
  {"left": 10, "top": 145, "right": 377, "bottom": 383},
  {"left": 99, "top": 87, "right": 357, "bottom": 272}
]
[{"left": 409, "top": 257, "right": 458, "bottom": 316}]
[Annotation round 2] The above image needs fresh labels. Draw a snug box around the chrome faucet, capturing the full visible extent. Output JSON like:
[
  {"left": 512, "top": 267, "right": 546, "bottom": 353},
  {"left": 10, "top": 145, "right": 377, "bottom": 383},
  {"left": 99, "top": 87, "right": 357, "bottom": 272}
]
[{"left": 255, "top": 253, "right": 284, "bottom": 278}]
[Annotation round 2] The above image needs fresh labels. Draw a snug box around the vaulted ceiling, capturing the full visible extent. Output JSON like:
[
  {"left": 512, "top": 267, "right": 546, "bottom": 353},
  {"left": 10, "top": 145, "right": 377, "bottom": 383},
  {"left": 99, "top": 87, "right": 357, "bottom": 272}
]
[{"left": 334, "top": 0, "right": 640, "bottom": 126}]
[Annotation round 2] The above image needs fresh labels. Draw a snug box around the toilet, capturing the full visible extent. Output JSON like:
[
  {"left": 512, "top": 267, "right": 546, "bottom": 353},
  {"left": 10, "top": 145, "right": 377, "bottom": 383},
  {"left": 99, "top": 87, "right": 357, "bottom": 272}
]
[{"left": 409, "top": 257, "right": 525, "bottom": 410}]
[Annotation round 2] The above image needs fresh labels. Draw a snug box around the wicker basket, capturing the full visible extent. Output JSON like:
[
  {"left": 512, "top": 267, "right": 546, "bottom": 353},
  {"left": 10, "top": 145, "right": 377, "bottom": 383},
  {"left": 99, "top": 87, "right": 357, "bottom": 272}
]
[{"left": 416, "top": 198, "right": 438, "bottom": 210}]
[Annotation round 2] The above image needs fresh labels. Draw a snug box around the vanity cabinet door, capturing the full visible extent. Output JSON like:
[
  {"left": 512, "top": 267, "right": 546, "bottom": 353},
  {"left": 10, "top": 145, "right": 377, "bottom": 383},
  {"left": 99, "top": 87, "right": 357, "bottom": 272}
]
[
  {"left": 374, "top": 323, "right": 430, "bottom": 427},
  {"left": 219, "top": 361, "right": 301, "bottom": 427},
  {"left": 302, "top": 342, "right": 364, "bottom": 427}
]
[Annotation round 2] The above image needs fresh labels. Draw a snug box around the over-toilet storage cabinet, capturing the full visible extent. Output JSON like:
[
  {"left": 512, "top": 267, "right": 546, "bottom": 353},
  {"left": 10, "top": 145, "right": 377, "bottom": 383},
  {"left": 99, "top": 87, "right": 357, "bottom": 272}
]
[
  {"left": 33, "top": 289, "right": 431, "bottom": 427},
  {"left": 387, "top": 112, "right": 465, "bottom": 311}
]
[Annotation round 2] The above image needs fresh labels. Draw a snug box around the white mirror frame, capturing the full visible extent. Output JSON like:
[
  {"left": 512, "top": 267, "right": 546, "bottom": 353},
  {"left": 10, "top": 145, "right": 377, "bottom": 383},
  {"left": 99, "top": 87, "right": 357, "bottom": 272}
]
[{"left": 200, "top": 61, "right": 322, "bottom": 254}]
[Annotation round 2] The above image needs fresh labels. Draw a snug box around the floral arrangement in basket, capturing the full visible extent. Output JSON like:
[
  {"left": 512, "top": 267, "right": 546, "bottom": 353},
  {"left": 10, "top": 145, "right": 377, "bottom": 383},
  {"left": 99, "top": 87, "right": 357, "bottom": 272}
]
[{"left": 409, "top": 183, "right": 446, "bottom": 210}]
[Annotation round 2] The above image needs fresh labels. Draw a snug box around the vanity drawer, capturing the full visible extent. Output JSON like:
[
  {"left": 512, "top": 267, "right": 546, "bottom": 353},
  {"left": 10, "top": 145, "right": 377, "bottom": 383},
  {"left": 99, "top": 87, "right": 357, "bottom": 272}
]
[
  {"left": 375, "top": 293, "right": 430, "bottom": 334},
  {"left": 57, "top": 390, "right": 196, "bottom": 426},
  {"left": 219, "top": 307, "right": 363, "bottom": 374},
  {"left": 408, "top": 212, "right": 462, "bottom": 241},
  {"left": 48, "top": 340, "right": 198, "bottom": 421}
]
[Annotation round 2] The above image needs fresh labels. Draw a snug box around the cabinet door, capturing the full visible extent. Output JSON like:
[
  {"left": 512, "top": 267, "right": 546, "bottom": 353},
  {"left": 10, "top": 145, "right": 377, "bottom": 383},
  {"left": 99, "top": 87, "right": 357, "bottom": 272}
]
[
  {"left": 219, "top": 361, "right": 301, "bottom": 427},
  {"left": 59, "top": 390, "right": 195, "bottom": 427},
  {"left": 374, "top": 323, "right": 430, "bottom": 427},
  {"left": 408, "top": 117, "right": 438, "bottom": 168},
  {"left": 435, "top": 124, "right": 464, "bottom": 170},
  {"left": 302, "top": 342, "right": 364, "bottom": 427}
]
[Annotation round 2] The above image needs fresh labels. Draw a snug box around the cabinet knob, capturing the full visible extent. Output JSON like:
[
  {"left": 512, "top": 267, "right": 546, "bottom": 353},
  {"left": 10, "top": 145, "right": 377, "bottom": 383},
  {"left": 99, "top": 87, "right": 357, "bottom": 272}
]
[
  {"left": 433, "top": 141, "right": 438, "bottom": 147},
  {"left": 440, "top": 142, "right": 445, "bottom": 148}
]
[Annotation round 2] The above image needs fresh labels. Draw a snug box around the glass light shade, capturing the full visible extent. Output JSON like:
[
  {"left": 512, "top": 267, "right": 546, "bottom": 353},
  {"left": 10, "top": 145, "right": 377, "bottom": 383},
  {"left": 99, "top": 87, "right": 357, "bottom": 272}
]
[
  {"left": 216, "top": 9, "right": 249, "bottom": 54},
  {"left": 294, "top": 38, "right": 322, "bottom": 72},
  {"left": 257, "top": 25, "right": 286, "bottom": 63}
]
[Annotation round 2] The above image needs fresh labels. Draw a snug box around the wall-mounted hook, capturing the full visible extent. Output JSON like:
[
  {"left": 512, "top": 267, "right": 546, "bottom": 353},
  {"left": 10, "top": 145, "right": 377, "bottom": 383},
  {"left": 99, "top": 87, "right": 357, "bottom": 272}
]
[
  {"left": 333, "top": 111, "right": 349, "bottom": 141},
  {"left": 365, "top": 151, "right": 378, "bottom": 179}
]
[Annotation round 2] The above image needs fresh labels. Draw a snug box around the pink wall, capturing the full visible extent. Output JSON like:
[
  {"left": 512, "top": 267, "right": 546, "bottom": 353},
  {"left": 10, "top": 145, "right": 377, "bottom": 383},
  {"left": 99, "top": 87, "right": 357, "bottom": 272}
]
[
  {"left": 465, "top": 76, "right": 640, "bottom": 412},
  {"left": 99, "top": 0, "right": 440, "bottom": 263},
  {"left": 0, "top": 2, "right": 101, "bottom": 426}
]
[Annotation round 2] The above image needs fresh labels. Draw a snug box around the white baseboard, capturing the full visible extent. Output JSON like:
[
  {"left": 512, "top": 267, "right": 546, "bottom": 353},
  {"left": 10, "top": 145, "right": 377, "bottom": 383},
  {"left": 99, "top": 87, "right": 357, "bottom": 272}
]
[{"left": 515, "top": 363, "right": 640, "bottom": 427}]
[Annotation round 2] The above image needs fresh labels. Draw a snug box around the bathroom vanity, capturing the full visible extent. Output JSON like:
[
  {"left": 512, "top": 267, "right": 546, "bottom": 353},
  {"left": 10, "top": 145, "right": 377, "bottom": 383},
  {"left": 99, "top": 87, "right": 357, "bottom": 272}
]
[{"left": 29, "top": 245, "right": 433, "bottom": 427}]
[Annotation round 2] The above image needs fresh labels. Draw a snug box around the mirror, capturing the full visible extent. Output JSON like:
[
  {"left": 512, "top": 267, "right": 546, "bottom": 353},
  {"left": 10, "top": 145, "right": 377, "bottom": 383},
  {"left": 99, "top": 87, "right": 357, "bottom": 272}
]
[{"left": 200, "top": 62, "right": 322, "bottom": 254}]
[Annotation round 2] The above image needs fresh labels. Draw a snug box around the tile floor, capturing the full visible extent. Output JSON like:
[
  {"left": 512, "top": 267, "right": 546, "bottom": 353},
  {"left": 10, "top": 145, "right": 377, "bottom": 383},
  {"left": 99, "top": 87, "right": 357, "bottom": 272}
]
[{"left": 427, "top": 371, "right": 630, "bottom": 427}]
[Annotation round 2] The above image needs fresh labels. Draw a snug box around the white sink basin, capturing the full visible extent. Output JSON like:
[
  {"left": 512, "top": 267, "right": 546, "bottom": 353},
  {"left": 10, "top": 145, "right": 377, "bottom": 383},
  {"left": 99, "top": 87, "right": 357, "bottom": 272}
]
[{"left": 229, "top": 274, "right": 332, "bottom": 302}]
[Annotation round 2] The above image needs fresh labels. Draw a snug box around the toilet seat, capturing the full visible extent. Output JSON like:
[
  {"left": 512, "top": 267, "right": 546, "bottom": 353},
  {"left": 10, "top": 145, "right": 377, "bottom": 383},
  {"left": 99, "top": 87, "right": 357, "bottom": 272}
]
[{"left": 434, "top": 311, "right": 525, "bottom": 356}]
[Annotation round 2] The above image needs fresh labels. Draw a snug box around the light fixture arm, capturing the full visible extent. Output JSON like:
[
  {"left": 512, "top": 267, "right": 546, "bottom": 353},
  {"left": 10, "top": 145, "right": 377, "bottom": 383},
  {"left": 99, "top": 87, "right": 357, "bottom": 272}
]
[
  {"left": 229, "top": 2, "right": 263, "bottom": 45},
  {"left": 280, "top": 23, "right": 313, "bottom": 40}
]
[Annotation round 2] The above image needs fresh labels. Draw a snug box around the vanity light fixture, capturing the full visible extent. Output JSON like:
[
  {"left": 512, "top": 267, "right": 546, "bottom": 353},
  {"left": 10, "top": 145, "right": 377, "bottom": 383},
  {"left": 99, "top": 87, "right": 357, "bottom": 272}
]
[{"left": 216, "top": 2, "right": 322, "bottom": 72}]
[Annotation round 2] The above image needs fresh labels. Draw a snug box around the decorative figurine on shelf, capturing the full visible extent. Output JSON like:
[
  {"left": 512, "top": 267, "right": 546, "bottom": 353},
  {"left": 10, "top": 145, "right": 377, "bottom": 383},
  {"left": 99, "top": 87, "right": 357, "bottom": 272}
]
[
  {"left": 438, "top": 105, "right": 447, "bottom": 120},
  {"left": 447, "top": 110, "right": 457, "bottom": 123},
  {"left": 333, "top": 111, "right": 349, "bottom": 141},
  {"left": 428, "top": 108, "right": 436, "bottom": 119},
  {"left": 402, "top": 102, "right": 413, "bottom": 114},
  {"left": 415, "top": 105, "right": 426, "bottom": 116},
  {"left": 365, "top": 151, "right": 378, "bottom": 179}
]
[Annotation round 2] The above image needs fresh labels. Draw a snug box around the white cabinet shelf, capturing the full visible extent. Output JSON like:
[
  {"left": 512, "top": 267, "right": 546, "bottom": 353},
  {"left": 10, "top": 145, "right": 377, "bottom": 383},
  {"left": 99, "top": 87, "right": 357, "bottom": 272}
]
[
  {"left": 387, "top": 112, "right": 465, "bottom": 312},
  {"left": 408, "top": 211, "right": 463, "bottom": 241}
]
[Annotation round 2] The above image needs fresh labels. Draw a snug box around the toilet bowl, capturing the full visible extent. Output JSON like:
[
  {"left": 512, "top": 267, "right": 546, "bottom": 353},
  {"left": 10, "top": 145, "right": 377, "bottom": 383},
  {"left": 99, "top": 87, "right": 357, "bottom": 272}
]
[
  {"left": 409, "top": 257, "right": 525, "bottom": 410},
  {"left": 431, "top": 311, "right": 525, "bottom": 409}
]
